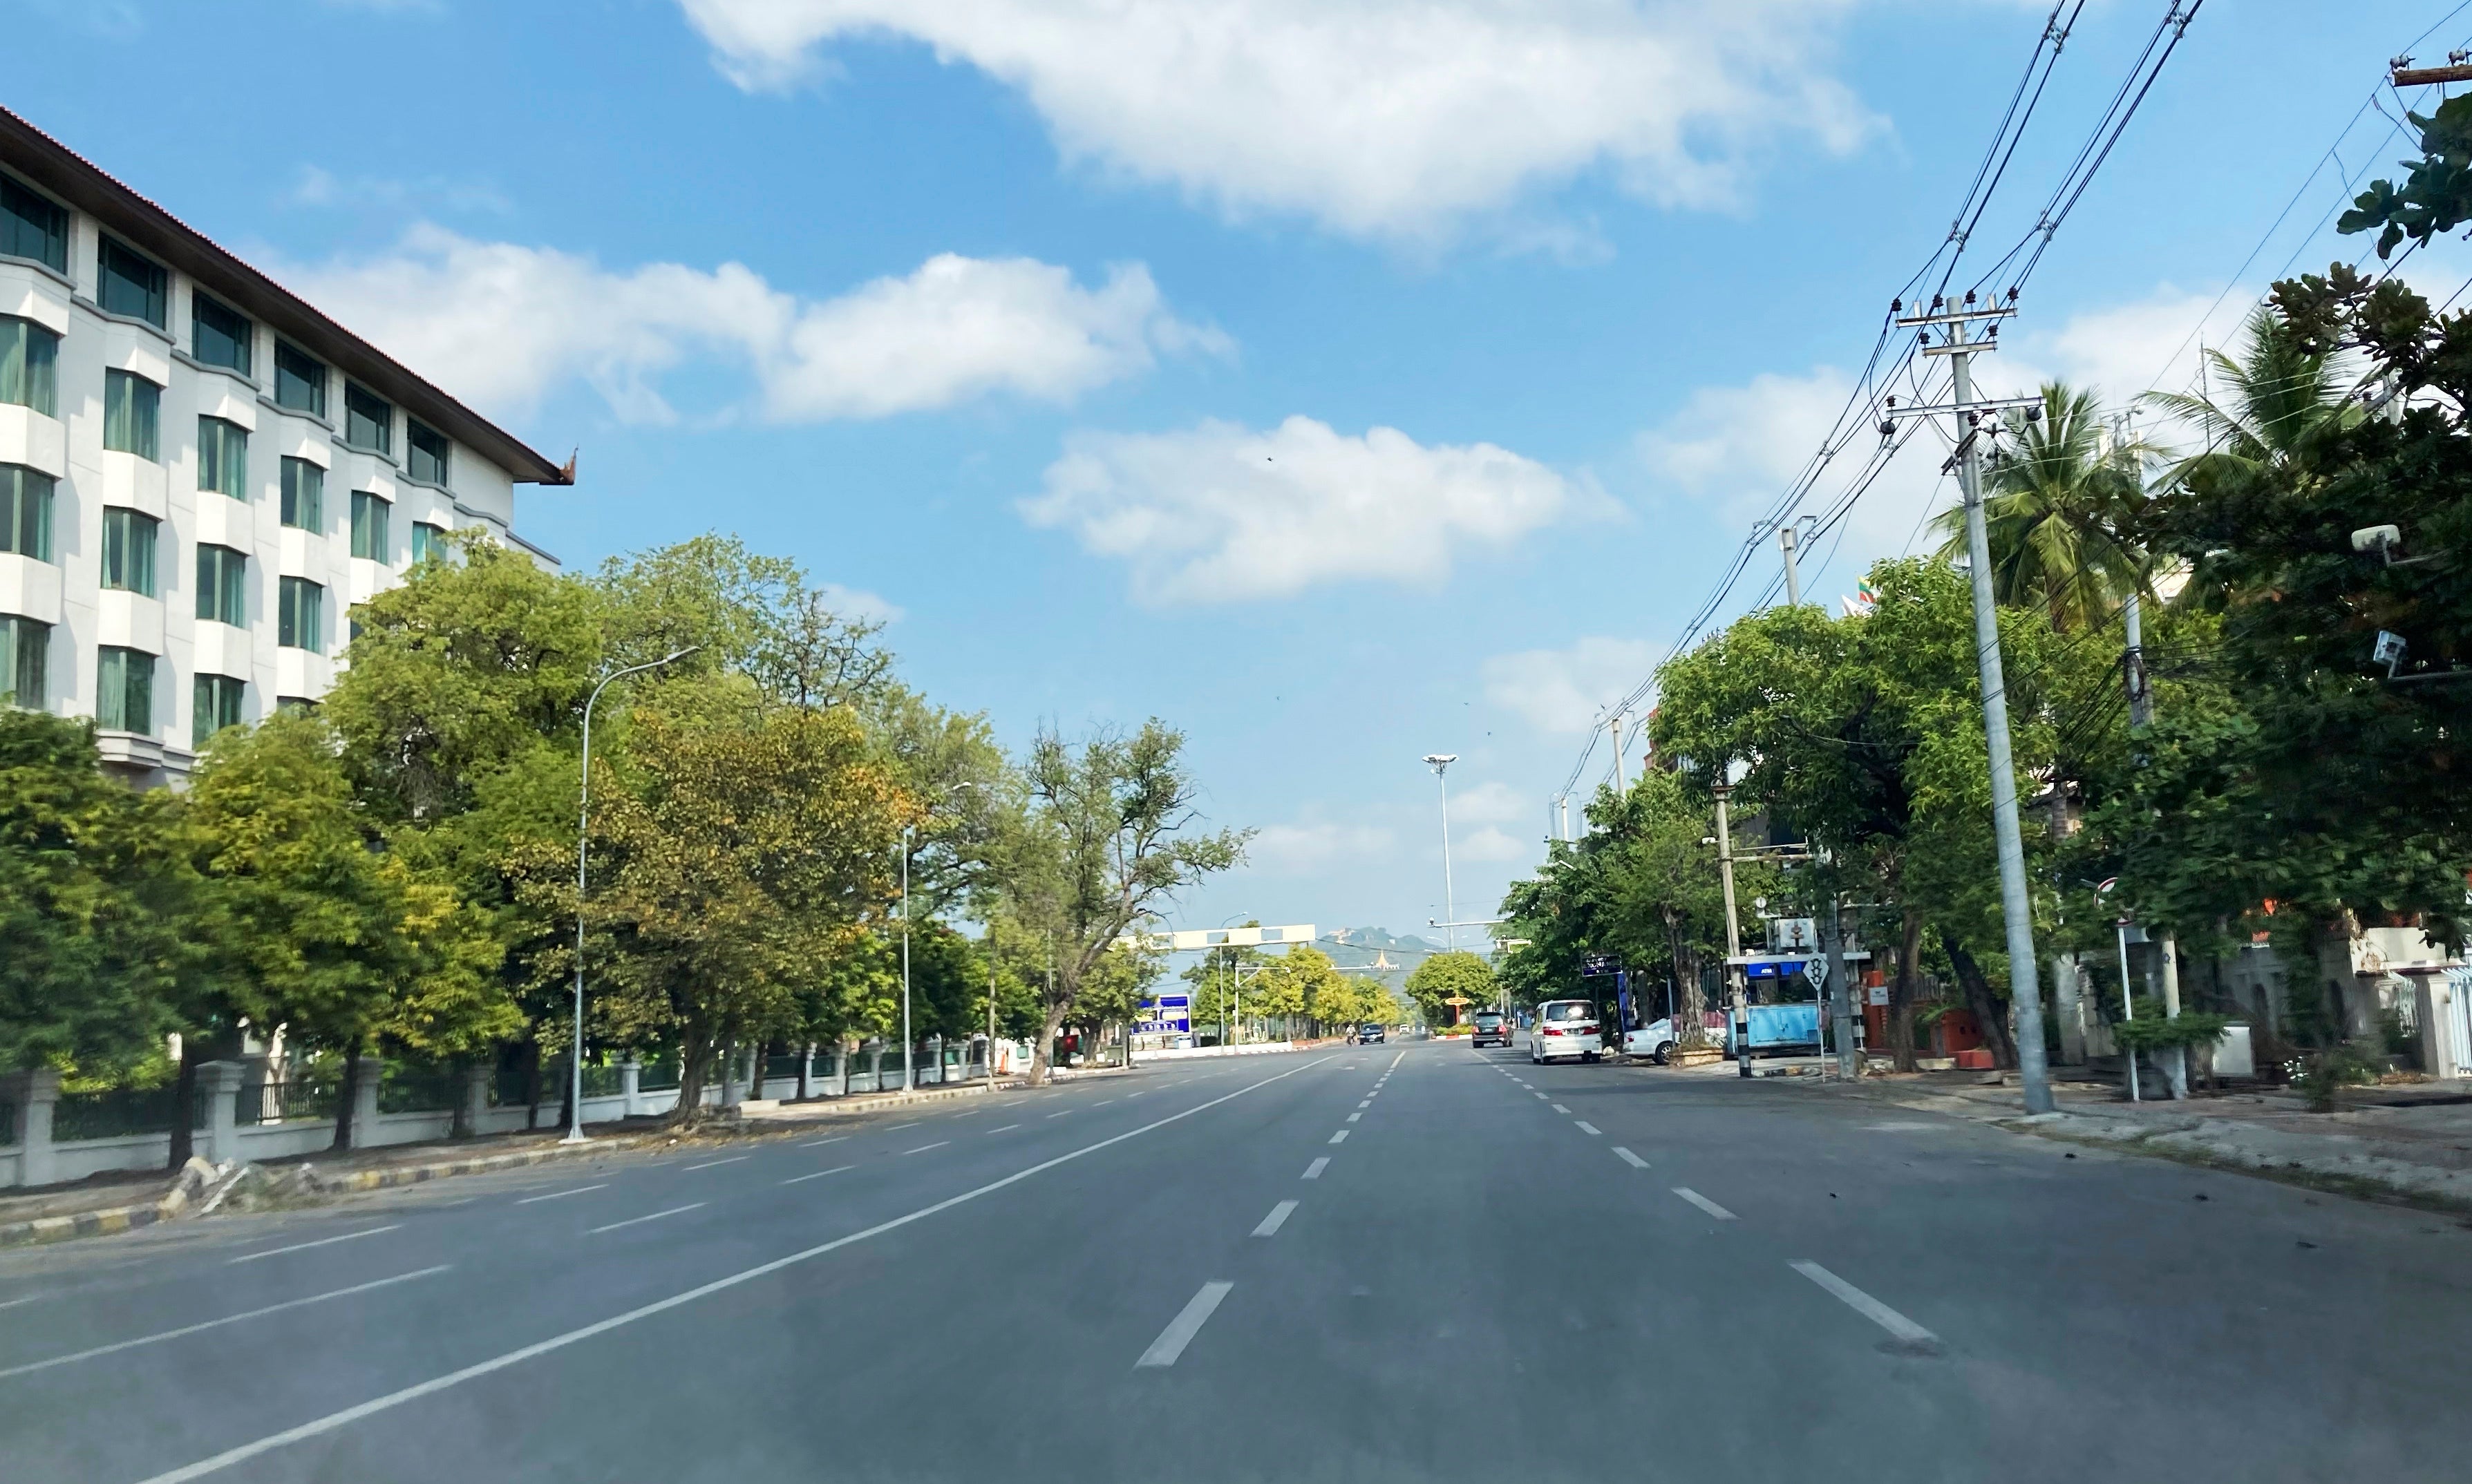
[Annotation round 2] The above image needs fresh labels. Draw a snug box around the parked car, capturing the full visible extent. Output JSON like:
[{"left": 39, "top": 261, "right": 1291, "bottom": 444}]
[
  {"left": 1471, "top": 1010, "right": 1511, "bottom": 1048},
  {"left": 1530, "top": 999, "right": 1603, "bottom": 1063},
  {"left": 1359, "top": 1022, "right": 1387, "bottom": 1045},
  {"left": 1623, "top": 1014, "right": 1732, "bottom": 1063}
]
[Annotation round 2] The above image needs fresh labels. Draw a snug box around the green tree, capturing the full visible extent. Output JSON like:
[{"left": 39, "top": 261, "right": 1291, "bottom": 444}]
[
  {"left": 1404, "top": 951, "right": 1496, "bottom": 1028},
  {"left": 1006, "top": 720, "right": 1247, "bottom": 1084},
  {"left": 1930, "top": 381, "right": 2150, "bottom": 631}
]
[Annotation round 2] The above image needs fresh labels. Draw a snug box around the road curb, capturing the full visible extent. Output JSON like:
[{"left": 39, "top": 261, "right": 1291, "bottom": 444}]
[{"left": 0, "top": 1156, "right": 218, "bottom": 1250}]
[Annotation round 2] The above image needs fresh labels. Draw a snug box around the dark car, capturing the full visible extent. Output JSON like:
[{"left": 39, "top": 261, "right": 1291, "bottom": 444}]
[
  {"left": 1471, "top": 1010, "right": 1511, "bottom": 1047},
  {"left": 1359, "top": 1022, "right": 1386, "bottom": 1044}
]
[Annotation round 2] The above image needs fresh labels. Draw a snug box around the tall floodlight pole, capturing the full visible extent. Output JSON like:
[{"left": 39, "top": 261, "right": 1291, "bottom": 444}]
[
  {"left": 567, "top": 645, "right": 698, "bottom": 1144},
  {"left": 1938, "top": 296, "right": 2055, "bottom": 1114},
  {"left": 1422, "top": 755, "right": 1459, "bottom": 950}
]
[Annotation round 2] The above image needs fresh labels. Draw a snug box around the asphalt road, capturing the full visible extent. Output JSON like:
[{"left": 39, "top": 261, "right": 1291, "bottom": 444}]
[{"left": 2, "top": 1039, "right": 2466, "bottom": 1483}]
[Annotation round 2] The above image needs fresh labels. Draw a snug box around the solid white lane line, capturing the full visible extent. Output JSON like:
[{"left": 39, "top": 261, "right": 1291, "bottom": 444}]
[
  {"left": 1551, "top": 1104, "right": 1571, "bottom": 1114},
  {"left": 1328, "top": 1130, "right": 1349, "bottom": 1144},
  {"left": 227, "top": 1225, "right": 402, "bottom": 1265},
  {"left": 1791, "top": 1262, "right": 1938, "bottom": 1347},
  {"left": 1252, "top": 1200, "right": 1299, "bottom": 1237},
  {"left": 589, "top": 1204, "right": 705, "bottom": 1235},
  {"left": 134, "top": 1054, "right": 1341, "bottom": 1484},
  {"left": 683, "top": 1156, "right": 749, "bottom": 1171},
  {"left": 1673, "top": 1188, "right": 1737, "bottom": 1221},
  {"left": 1302, "top": 1157, "right": 1329, "bottom": 1180},
  {"left": 988, "top": 1123, "right": 1021, "bottom": 1133},
  {"left": 1575, "top": 1121, "right": 1601, "bottom": 1136},
  {"left": 1136, "top": 1282, "right": 1234, "bottom": 1368},
  {"left": 0, "top": 1266, "right": 453, "bottom": 1380},
  {"left": 782, "top": 1166, "right": 853, "bottom": 1185},
  {"left": 1346, "top": 1112, "right": 1362, "bottom": 1123},
  {"left": 902, "top": 1141, "right": 951, "bottom": 1156},
  {"left": 798, "top": 1136, "right": 848, "bottom": 1148},
  {"left": 516, "top": 1184, "right": 608, "bottom": 1205},
  {"left": 1613, "top": 1147, "right": 1649, "bottom": 1170}
]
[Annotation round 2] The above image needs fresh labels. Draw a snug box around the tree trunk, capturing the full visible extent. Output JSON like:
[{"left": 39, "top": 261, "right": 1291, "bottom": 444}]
[
  {"left": 1666, "top": 910, "right": 1710, "bottom": 1050},
  {"left": 521, "top": 1038, "right": 543, "bottom": 1131},
  {"left": 331, "top": 1036, "right": 364, "bottom": 1151},
  {"left": 1028, "top": 1000, "right": 1069, "bottom": 1087},
  {"left": 798, "top": 1042, "right": 813, "bottom": 1102},
  {"left": 672, "top": 1039, "right": 710, "bottom": 1125},
  {"left": 167, "top": 1035, "right": 205, "bottom": 1170},
  {"left": 1891, "top": 906, "right": 1924, "bottom": 1072},
  {"left": 1943, "top": 931, "right": 2017, "bottom": 1070}
]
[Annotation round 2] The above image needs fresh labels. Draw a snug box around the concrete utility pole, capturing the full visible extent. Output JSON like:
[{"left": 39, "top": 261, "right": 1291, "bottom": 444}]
[
  {"left": 1779, "top": 521, "right": 1804, "bottom": 607},
  {"left": 1820, "top": 889, "right": 1858, "bottom": 1080},
  {"left": 2116, "top": 444, "right": 2185, "bottom": 1095},
  {"left": 1714, "top": 784, "right": 1750, "bottom": 1078},
  {"left": 1921, "top": 294, "right": 2055, "bottom": 1114},
  {"left": 1609, "top": 713, "right": 1627, "bottom": 795},
  {"left": 1423, "top": 755, "right": 1459, "bottom": 951}
]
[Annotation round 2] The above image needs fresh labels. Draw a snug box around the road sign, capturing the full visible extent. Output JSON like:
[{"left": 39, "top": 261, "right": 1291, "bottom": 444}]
[
  {"left": 1115, "top": 924, "right": 1317, "bottom": 952},
  {"left": 1151, "top": 994, "right": 1191, "bottom": 1010},
  {"left": 1581, "top": 953, "right": 1619, "bottom": 976}
]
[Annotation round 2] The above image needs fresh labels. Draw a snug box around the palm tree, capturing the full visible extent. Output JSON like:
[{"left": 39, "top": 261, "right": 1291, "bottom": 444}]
[
  {"left": 1932, "top": 381, "right": 2149, "bottom": 631},
  {"left": 2143, "top": 305, "right": 2364, "bottom": 500}
]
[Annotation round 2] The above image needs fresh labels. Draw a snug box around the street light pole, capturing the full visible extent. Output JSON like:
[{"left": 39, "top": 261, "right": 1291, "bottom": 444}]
[
  {"left": 1422, "top": 754, "right": 1459, "bottom": 951},
  {"left": 900, "top": 824, "right": 914, "bottom": 1093},
  {"left": 566, "top": 645, "right": 698, "bottom": 1145}
]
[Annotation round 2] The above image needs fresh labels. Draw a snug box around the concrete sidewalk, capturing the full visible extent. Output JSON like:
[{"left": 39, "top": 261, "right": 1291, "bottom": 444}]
[{"left": 1777, "top": 1065, "right": 2472, "bottom": 1213}]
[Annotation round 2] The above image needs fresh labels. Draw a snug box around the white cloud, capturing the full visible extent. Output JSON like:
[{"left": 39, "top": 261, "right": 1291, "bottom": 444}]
[
  {"left": 1481, "top": 636, "right": 1658, "bottom": 735},
  {"left": 675, "top": 0, "right": 1876, "bottom": 241},
  {"left": 1455, "top": 825, "right": 1534, "bottom": 864},
  {"left": 274, "top": 225, "right": 1216, "bottom": 424},
  {"left": 1021, "top": 415, "right": 1602, "bottom": 605},
  {"left": 817, "top": 582, "right": 904, "bottom": 625},
  {"left": 1249, "top": 821, "right": 1397, "bottom": 873},
  {"left": 1447, "top": 779, "right": 1529, "bottom": 826}
]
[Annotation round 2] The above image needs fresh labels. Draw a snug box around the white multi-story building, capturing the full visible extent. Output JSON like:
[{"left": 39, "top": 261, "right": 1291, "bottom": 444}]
[{"left": 0, "top": 106, "right": 570, "bottom": 787}]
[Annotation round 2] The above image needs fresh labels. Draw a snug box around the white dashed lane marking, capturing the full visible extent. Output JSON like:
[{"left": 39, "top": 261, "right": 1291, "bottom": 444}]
[
  {"left": 1613, "top": 1148, "right": 1649, "bottom": 1169},
  {"left": 1673, "top": 1188, "right": 1737, "bottom": 1221},
  {"left": 227, "top": 1226, "right": 400, "bottom": 1265},
  {"left": 782, "top": 1166, "right": 852, "bottom": 1185},
  {"left": 1252, "top": 1200, "right": 1299, "bottom": 1237},
  {"left": 1302, "top": 1157, "right": 1328, "bottom": 1179},
  {"left": 683, "top": 1157, "right": 748, "bottom": 1172},
  {"left": 1137, "top": 1282, "right": 1234, "bottom": 1369},
  {"left": 1791, "top": 1262, "right": 1939, "bottom": 1349},
  {"left": 1575, "top": 1121, "right": 1601, "bottom": 1136},
  {"left": 516, "top": 1184, "right": 607, "bottom": 1205},
  {"left": 1328, "top": 1130, "right": 1349, "bottom": 1145},
  {"left": 589, "top": 1204, "right": 705, "bottom": 1235}
]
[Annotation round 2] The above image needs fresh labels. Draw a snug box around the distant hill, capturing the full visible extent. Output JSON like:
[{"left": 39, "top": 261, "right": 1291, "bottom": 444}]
[{"left": 1317, "top": 926, "right": 1451, "bottom": 993}]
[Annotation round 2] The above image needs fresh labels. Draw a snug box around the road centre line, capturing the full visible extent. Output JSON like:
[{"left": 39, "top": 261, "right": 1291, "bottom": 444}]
[
  {"left": 227, "top": 1225, "right": 401, "bottom": 1265},
  {"left": 132, "top": 1054, "right": 1340, "bottom": 1483},
  {"left": 1136, "top": 1282, "right": 1234, "bottom": 1369},
  {"left": 1251, "top": 1200, "right": 1299, "bottom": 1237},
  {"left": 902, "top": 1141, "right": 951, "bottom": 1155},
  {"left": 1576, "top": 1121, "right": 1601, "bottom": 1136},
  {"left": 1302, "top": 1157, "right": 1328, "bottom": 1180},
  {"left": 588, "top": 1204, "right": 705, "bottom": 1235},
  {"left": 1328, "top": 1130, "right": 1349, "bottom": 1144},
  {"left": 516, "top": 1184, "right": 607, "bottom": 1205},
  {"left": 1673, "top": 1188, "right": 1737, "bottom": 1221},
  {"left": 0, "top": 1266, "right": 453, "bottom": 1381},
  {"left": 683, "top": 1157, "right": 749, "bottom": 1171},
  {"left": 1791, "top": 1262, "right": 1938, "bottom": 1347},
  {"left": 782, "top": 1167, "right": 852, "bottom": 1185},
  {"left": 1614, "top": 1148, "right": 1649, "bottom": 1169}
]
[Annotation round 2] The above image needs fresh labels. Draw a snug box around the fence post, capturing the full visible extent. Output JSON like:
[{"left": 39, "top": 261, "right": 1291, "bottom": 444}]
[
  {"left": 198, "top": 1061, "right": 245, "bottom": 1166},
  {"left": 620, "top": 1059, "right": 643, "bottom": 1118},
  {"left": 2, "top": 1068, "right": 61, "bottom": 1188},
  {"left": 458, "top": 1066, "right": 491, "bottom": 1138},
  {"left": 348, "top": 1056, "right": 385, "bottom": 1150}
]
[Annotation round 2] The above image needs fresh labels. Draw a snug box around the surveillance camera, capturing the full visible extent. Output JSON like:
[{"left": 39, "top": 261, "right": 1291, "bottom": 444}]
[{"left": 2352, "top": 524, "right": 2403, "bottom": 554}]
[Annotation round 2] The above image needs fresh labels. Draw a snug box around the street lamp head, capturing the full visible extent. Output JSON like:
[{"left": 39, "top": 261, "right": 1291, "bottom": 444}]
[
  {"left": 659, "top": 645, "right": 701, "bottom": 666},
  {"left": 1422, "top": 753, "right": 1457, "bottom": 772}
]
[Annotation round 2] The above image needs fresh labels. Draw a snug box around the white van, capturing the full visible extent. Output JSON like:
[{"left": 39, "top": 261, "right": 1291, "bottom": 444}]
[{"left": 1529, "top": 999, "right": 1603, "bottom": 1064}]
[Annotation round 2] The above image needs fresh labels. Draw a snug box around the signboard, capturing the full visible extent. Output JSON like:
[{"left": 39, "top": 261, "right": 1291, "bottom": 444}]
[
  {"left": 1115, "top": 924, "right": 1317, "bottom": 952},
  {"left": 1767, "top": 917, "right": 1819, "bottom": 953},
  {"left": 1581, "top": 953, "right": 1619, "bottom": 976},
  {"left": 1867, "top": 985, "right": 1889, "bottom": 1006},
  {"left": 1153, "top": 994, "right": 1191, "bottom": 1010}
]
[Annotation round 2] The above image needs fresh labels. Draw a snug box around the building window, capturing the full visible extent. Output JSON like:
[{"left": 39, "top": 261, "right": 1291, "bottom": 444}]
[
  {"left": 96, "top": 646, "right": 154, "bottom": 733},
  {"left": 406, "top": 420, "right": 449, "bottom": 485},
  {"left": 197, "top": 544, "right": 246, "bottom": 626},
  {"left": 0, "top": 316, "right": 57, "bottom": 417},
  {"left": 198, "top": 417, "right": 248, "bottom": 498},
  {"left": 343, "top": 383, "right": 391, "bottom": 454},
  {"left": 280, "top": 457, "right": 323, "bottom": 530},
  {"left": 100, "top": 508, "right": 158, "bottom": 597},
  {"left": 191, "top": 293, "right": 252, "bottom": 377},
  {"left": 104, "top": 369, "right": 160, "bottom": 459},
  {"left": 0, "top": 614, "right": 46, "bottom": 708},
  {"left": 350, "top": 491, "right": 390, "bottom": 561},
  {"left": 275, "top": 695, "right": 317, "bottom": 716},
  {"left": 193, "top": 673, "right": 245, "bottom": 748},
  {"left": 274, "top": 341, "right": 326, "bottom": 417},
  {"left": 0, "top": 175, "right": 68, "bottom": 275},
  {"left": 410, "top": 521, "right": 448, "bottom": 565},
  {"left": 0, "top": 465, "right": 52, "bottom": 561},
  {"left": 98, "top": 239, "right": 167, "bottom": 330},
  {"left": 279, "top": 576, "right": 323, "bottom": 652}
]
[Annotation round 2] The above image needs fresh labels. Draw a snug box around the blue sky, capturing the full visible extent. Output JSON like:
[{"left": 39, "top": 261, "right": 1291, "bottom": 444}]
[{"left": 12, "top": 0, "right": 2466, "bottom": 942}]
